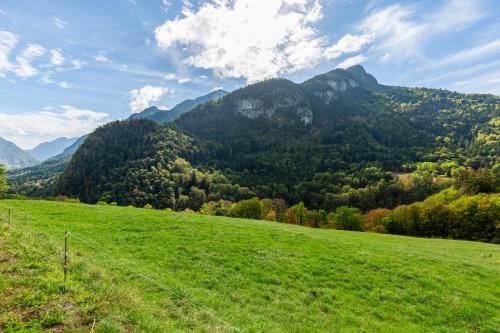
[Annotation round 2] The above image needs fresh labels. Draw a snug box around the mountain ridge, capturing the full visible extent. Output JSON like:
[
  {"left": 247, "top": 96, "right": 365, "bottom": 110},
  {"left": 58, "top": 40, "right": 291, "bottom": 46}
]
[
  {"left": 55, "top": 65, "right": 499, "bottom": 211},
  {"left": 27, "top": 137, "right": 79, "bottom": 162},
  {"left": 0, "top": 137, "right": 39, "bottom": 170},
  {"left": 130, "top": 89, "right": 228, "bottom": 123}
]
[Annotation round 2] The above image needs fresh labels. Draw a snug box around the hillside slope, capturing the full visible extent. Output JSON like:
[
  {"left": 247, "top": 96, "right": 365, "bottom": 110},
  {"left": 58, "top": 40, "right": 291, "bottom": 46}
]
[
  {"left": 0, "top": 200, "right": 498, "bottom": 332},
  {"left": 56, "top": 66, "right": 499, "bottom": 211},
  {"left": 0, "top": 137, "right": 38, "bottom": 169}
]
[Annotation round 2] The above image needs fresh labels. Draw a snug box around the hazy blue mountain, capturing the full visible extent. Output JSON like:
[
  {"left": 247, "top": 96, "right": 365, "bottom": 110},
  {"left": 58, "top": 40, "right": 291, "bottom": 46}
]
[
  {"left": 7, "top": 135, "right": 88, "bottom": 196},
  {"left": 0, "top": 137, "right": 39, "bottom": 169},
  {"left": 27, "top": 137, "right": 78, "bottom": 161},
  {"left": 130, "top": 89, "right": 228, "bottom": 123}
]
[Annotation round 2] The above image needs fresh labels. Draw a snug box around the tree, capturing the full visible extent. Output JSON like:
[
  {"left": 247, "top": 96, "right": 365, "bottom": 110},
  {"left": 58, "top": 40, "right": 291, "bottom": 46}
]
[
  {"left": 0, "top": 165, "right": 8, "bottom": 192},
  {"left": 363, "top": 208, "right": 390, "bottom": 233},
  {"left": 333, "top": 206, "right": 363, "bottom": 231},
  {"left": 292, "top": 202, "right": 306, "bottom": 225},
  {"left": 231, "top": 198, "right": 263, "bottom": 220}
]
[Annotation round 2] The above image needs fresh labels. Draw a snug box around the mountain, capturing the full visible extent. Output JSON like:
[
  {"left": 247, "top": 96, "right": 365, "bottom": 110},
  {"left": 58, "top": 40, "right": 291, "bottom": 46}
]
[
  {"left": 27, "top": 137, "right": 78, "bottom": 161},
  {"left": 55, "top": 65, "right": 499, "bottom": 212},
  {"left": 7, "top": 135, "right": 88, "bottom": 196},
  {"left": 130, "top": 89, "right": 228, "bottom": 123},
  {"left": 0, "top": 137, "right": 39, "bottom": 170}
]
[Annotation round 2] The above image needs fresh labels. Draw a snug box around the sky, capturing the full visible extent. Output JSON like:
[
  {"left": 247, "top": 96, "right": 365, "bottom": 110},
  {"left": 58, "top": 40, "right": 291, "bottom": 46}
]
[{"left": 0, "top": 0, "right": 499, "bottom": 149}]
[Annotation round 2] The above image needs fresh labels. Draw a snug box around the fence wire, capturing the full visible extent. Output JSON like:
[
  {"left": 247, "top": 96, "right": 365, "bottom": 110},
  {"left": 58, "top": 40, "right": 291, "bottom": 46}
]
[{"left": 0, "top": 204, "right": 242, "bottom": 333}]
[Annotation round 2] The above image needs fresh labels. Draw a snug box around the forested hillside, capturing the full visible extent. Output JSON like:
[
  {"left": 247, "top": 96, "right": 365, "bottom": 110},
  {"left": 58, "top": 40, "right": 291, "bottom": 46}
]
[{"left": 54, "top": 66, "right": 499, "bottom": 220}]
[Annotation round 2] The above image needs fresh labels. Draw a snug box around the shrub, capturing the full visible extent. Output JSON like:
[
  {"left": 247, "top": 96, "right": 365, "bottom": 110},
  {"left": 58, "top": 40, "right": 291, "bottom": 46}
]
[
  {"left": 96, "top": 201, "right": 108, "bottom": 206},
  {"left": 144, "top": 204, "right": 153, "bottom": 209},
  {"left": 332, "top": 206, "right": 363, "bottom": 231}
]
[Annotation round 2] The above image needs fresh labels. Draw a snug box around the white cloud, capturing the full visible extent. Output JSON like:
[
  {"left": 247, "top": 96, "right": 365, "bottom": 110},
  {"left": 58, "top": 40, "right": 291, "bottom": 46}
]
[
  {"left": 178, "top": 78, "right": 191, "bottom": 84},
  {"left": 358, "top": 0, "right": 485, "bottom": 59},
  {"left": 93, "top": 54, "right": 110, "bottom": 63},
  {"left": 58, "top": 81, "right": 72, "bottom": 89},
  {"left": 0, "top": 31, "right": 18, "bottom": 74},
  {"left": 162, "top": 0, "right": 172, "bottom": 12},
  {"left": 337, "top": 54, "right": 367, "bottom": 69},
  {"left": 325, "top": 34, "right": 372, "bottom": 60},
  {"left": 0, "top": 105, "right": 110, "bottom": 149},
  {"left": 155, "top": 0, "right": 325, "bottom": 83},
  {"left": 163, "top": 72, "right": 177, "bottom": 80},
  {"left": 13, "top": 44, "right": 46, "bottom": 78},
  {"left": 129, "top": 85, "right": 169, "bottom": 113},
  {"left": 71, "top": 59, "right": 85, "bottom": 69},
  {"left": 358, "top": 5, "right": 426, "bottom": 58},
  {"left": 53, "top": 17, "right": 68, "bottom": 29},
  {"left": 50, "top": 49, "right": 64, "bottom": 66},
  {"left": 434, "top": 39, "right": 500, "bottom": 68}
]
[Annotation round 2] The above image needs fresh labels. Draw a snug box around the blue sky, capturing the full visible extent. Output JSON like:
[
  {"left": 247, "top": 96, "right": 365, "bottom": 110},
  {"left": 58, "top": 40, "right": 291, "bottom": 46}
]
[{"left": 0, "top": 0, "right": 499, "bottom": 148}]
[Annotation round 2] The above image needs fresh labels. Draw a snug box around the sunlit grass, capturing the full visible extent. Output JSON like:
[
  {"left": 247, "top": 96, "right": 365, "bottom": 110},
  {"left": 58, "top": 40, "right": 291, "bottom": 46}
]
[{"left": 1, "top": 200, "right": 499, "bottom": 332}]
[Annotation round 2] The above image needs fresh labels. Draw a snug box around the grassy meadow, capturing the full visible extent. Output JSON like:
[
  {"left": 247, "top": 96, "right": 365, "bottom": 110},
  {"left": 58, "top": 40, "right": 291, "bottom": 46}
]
[{"left": 0, "top": 200, "right": 499, "bottom": 332}]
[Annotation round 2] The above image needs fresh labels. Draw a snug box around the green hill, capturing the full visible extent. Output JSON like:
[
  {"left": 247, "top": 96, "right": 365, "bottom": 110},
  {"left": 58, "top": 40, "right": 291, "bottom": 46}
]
[{"left": 1, "top": 200, "right": 499, "bottom": 332}]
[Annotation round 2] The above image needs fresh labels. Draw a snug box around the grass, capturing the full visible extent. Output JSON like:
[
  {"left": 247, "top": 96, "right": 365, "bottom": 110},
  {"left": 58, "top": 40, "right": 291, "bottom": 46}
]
[{"left": 0, "top": 199, "right": 499, "bottom": 332}]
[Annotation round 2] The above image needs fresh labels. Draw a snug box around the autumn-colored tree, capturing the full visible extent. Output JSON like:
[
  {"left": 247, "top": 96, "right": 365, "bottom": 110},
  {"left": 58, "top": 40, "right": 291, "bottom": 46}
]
[{"left": 363, "top": 208, "right": 390, "bottom": 233}]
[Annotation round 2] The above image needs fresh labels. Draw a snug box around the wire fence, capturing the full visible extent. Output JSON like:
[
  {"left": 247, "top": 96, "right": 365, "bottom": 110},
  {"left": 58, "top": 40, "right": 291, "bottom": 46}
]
[{"left": 0, "top": 203, "right": 243, "bottom": 333}]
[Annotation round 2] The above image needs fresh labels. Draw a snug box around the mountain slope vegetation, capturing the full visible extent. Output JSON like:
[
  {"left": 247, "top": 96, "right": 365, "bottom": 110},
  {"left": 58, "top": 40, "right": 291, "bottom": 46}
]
[{"left": 55, "top": 66, "right": 499, "bottom": 215}]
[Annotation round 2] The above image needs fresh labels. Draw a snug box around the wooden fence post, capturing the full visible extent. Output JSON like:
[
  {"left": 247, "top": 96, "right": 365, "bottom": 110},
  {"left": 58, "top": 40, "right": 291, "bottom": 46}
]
[{"left": 64, "top": 230, "right": 68, "bottom": 292}]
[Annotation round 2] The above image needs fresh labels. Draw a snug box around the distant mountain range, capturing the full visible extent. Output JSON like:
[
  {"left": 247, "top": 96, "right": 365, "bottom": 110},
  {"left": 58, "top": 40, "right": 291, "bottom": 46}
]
[
  {"left": 28, "top": 137, "right": 78, "bottom": 161},
  {"left": 7, "top": 135, "right": 88, "bottom": 196},
  {"left": 130, "top": 89, "right": 228, "bottom": 123},
  {"left": 0, "top": 137, "right": 38, "bottom": 169}
]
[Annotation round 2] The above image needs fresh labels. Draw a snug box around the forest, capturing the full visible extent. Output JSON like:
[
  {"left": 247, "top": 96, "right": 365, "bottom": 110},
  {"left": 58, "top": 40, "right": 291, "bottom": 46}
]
[{"left": 16, "top": 66, "right": 500, "bottom": 243}]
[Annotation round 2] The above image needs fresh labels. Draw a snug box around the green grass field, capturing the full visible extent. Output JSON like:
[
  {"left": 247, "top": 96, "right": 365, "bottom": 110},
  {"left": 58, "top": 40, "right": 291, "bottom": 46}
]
[{"left": 0, "top": 200, "right": 499, "bottom": 332}]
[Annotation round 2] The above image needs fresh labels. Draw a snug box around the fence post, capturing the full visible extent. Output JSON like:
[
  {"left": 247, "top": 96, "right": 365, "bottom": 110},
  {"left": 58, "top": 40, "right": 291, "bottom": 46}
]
[{"left": 64, "top": 230, "right": 68, "bottom": 292}]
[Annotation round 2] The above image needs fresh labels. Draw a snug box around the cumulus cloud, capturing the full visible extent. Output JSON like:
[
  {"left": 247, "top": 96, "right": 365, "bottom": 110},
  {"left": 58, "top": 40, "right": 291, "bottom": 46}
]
[
  {"left": 155, "top": 0, "right": 325, "bottom": 82},
  {"left": 13, "top": 44, "right": 46, "bottom": 78},
  {"left": 337, "top": 54, "right": 367, "bottom": 69},
  {"left": 0, "top": 105, "right": 110, "bottom": 149},
  {"left": 129, "top": 85, "right": 169, "bottom": 113}
]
